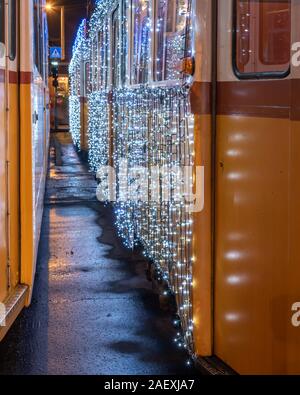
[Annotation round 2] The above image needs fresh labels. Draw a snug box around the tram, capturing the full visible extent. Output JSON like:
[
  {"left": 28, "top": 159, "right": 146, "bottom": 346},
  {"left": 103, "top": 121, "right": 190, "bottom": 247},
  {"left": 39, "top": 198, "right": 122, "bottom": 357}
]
[
  {"left": 0, "top": 0, "right": 49, "bottom": 340},
  {"left": 70, "top": 0, "right": 300, "bottom": 374}
]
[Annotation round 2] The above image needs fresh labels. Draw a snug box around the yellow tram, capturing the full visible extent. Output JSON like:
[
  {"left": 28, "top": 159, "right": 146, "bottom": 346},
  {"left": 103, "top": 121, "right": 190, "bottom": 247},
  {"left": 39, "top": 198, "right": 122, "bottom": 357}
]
[
  {"left": 0, "top": 0, "right": 49, "bottom": 340},
  {"left": 70, "top": 0, "right": 300, "bottom": 374}
]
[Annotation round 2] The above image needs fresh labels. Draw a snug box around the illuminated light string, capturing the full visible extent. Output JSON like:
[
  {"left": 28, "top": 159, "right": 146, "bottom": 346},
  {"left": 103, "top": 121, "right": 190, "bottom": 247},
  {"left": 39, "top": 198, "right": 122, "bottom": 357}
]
[
  {"left": 69, "top": 95, "right": 81, "bottom": 148},
  {"left": 69, "top": 0, "right": 195, "bottom": 360},
  {"left": 69, "top": 19, "right": 88, "bottom": 150}
]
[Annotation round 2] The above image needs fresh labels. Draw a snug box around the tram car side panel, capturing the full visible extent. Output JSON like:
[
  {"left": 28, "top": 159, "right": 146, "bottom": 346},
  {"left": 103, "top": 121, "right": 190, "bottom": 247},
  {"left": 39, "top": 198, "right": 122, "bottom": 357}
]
[
  {"left": 190, "top": 0, "right": 213, "bottom": 358},
  {"left": 20, "top": 0, "right": 49, "bottom": 305},
  {"left": 0, "top": 0, "right": 49, "bottom": 340},
  {"left": 0, "top": 0, "right": 7, "bottom": 304},
  {"left": 214, "top": 0, "right": 300, "bottom": 374},
  {"left": 32, "top": 1, "right": 49, "bottom": 258},
  {"left": 289, "top": 1, "right": 300, "bottom": 370},
  {"left": 7, "top": 0, "right": 21, "bottom": 296},
  {"left": 0, "top": 0, "right": 27, "bottom": 340}
]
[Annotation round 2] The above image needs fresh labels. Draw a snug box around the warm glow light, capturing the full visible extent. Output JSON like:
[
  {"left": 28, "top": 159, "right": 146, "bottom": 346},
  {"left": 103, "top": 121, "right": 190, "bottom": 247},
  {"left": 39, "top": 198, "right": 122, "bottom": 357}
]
[{"left": 45, "top": 3, "right": 53, "bottom": 12}]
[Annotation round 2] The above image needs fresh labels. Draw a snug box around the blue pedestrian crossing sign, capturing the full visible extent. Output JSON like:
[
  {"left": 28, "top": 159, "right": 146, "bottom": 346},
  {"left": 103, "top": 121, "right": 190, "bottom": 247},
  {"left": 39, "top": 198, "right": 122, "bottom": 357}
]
[{"left": 50, "top": 47, "right": 62, "bottom": 60}]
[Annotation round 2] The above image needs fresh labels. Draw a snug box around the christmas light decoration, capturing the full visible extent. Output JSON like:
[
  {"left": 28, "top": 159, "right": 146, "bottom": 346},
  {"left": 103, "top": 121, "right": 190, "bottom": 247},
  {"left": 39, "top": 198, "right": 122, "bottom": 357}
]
[
  {"left": 69, "top": 0, "right": 195, "bottom": 357},
  {"left": 69, "top": 20, "right": 88, "bottom": 150}
]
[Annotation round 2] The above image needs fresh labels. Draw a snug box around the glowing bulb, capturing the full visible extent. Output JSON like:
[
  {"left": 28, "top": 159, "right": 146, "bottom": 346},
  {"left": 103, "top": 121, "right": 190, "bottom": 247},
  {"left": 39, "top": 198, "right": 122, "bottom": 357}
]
[{"left": 45, "top": 3, "right": 53, "bottom": 12}]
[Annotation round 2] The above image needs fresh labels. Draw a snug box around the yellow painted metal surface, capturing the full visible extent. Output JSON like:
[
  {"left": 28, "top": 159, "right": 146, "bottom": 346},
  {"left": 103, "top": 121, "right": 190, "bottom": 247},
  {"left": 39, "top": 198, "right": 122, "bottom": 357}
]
[
  {"left": 0, "top": 2, "right": 21, "bottom": 307},
  {"left": 20, "top": 77, "right": 49, "bottom": 305},
  {"left": 0, "top": 285, "right": 28, "bottom": 341},
  {"left": 192, "top": 114, "right": 213, "bottom": 357},
  {"left": 0, "top": 0, "right": 49, "bottom": 339},
  {"left": 80, "top": 101, "right": 89, "bottom": 152},
  {"left": 8, "top": 83, "right": 20, "bottom": 292},
  {"left": 0, "top": 78, "right": 21, "bottom": 305},
  {"left": 18, "top": 0, "right": 49, "bottom": 307},
  {"left": 20, "top": 83, "right": 34, "bottom": 305},
  {"left": 0, "top": 69, "right": 7, "bottom": 303},
  {"left": 214, "top": 115, "right": 300, "bottom": 374},
  {"left": 19, "top": 75, "right": 49, "bottom": 306}
]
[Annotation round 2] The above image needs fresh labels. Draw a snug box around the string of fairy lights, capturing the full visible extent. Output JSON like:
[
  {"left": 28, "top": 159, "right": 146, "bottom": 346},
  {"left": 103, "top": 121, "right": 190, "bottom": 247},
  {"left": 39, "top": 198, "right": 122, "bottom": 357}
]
[
  {"left": 69, "top": 20, "right": 88, "bottom": 150},
  {"left": 69, "top": 0, "right": 195, "bottom": 360}
]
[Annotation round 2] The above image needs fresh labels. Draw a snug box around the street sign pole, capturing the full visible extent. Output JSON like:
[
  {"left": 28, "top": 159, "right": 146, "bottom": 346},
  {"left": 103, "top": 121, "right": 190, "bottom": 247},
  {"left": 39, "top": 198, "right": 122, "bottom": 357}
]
[
  {"left": 50, "top": 47, "right": 62, "bottom": 132},
  {"left": 61, "top": 7, "right": 65, "bottom": 61},
  {"left": 55, "top": 85, "right": 58, "bottom": 131}
]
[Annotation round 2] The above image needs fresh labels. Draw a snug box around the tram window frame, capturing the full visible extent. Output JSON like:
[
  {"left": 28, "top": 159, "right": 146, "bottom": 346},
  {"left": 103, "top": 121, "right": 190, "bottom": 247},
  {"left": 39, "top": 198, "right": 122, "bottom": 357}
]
[
  {"left": 152, "top": 0, "right": 189, "bottom": 83},
  {"left": 233, "top": 0, "right": 291, "bottom": 80},
  {"left": 33, "top": 0, "right": 45, "bottom": 79},
  {"left": 33, "top": 0, "right": 40, "bottom": 72},
  {"left": 39, "top": 1, "right": 44, "bottom": 79},
  {"left": 8, "top": 0, "right": 16, "bottom": 61},
  {"left": 0, "top": 0, "right": 4, "bottom": 46},
  {"left": 43, "top": 13, "right": 49, "bottom": 83}
]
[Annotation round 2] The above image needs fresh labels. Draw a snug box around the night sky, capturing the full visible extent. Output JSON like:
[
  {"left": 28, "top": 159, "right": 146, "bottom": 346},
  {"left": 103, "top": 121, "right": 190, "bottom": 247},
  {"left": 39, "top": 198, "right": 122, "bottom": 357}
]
[{"left": 47, "top": 0, "right": 96, "bottom": 62}]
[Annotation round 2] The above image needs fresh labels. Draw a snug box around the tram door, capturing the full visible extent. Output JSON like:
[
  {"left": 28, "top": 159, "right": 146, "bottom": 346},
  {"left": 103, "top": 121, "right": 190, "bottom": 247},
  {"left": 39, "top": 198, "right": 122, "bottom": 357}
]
[
  {"left": 0, "top": 0, "right": 20, "bottom": 304},
  {"left": 0, "top": 0, "right": 8, "bottom": 303},
  {"left": 214, "top": 0, "right": 298, "bottom": 374},
  {"left": 7, "top": 0, "right": 20, "bottom": 294}
]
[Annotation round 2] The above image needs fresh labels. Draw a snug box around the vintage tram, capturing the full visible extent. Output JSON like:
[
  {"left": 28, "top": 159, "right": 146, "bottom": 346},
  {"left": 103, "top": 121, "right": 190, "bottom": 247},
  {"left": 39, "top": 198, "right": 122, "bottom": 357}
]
[
  {"left": 0, "top": 0, "right": 49, "bottom": 340},
  {"left": 70, "top": 0, "right": 300, "bottom": 374}
]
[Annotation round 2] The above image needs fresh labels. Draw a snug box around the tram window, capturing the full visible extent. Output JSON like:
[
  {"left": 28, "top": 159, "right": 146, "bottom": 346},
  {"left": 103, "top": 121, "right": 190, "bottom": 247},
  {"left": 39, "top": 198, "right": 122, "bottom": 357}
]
[
  {"left": 8, "top": 0, "right": 16, "bottom": 61},
  {"left": 44, "top": 16, "right": 49, "bottom": 83},
  {"left": 98, "top": 22, "right": 109, "bottom": 88},
  {"left": 235, "top": 0, "right": 291, "bottom": 77},
  {"left": 131, "top": 0, "right": 151, "bottom": 85},
  {"left": 153, "top": 0, "right": 189, "bottom": 82},
  {"left": 0, "top": 0, "right": 4, "bottom": 46},
  {"left": 33, "top": 0, "right": 46, "bottom": 78},
  {"left": 39, "top": 2, "right": 44, "bottom": 78},
  {"left": 260, "top": 1, "right": 291, "bottom": 66},
  {"left": 34, "top": 0, "right": 40, "bottom": 72}
]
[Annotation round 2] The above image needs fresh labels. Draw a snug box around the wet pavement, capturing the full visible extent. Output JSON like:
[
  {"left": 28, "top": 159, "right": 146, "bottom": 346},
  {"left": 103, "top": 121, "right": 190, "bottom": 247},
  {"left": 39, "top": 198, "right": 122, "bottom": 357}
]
[{"left": 0, "top": 132, "right": 197, "bottom": 375}]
